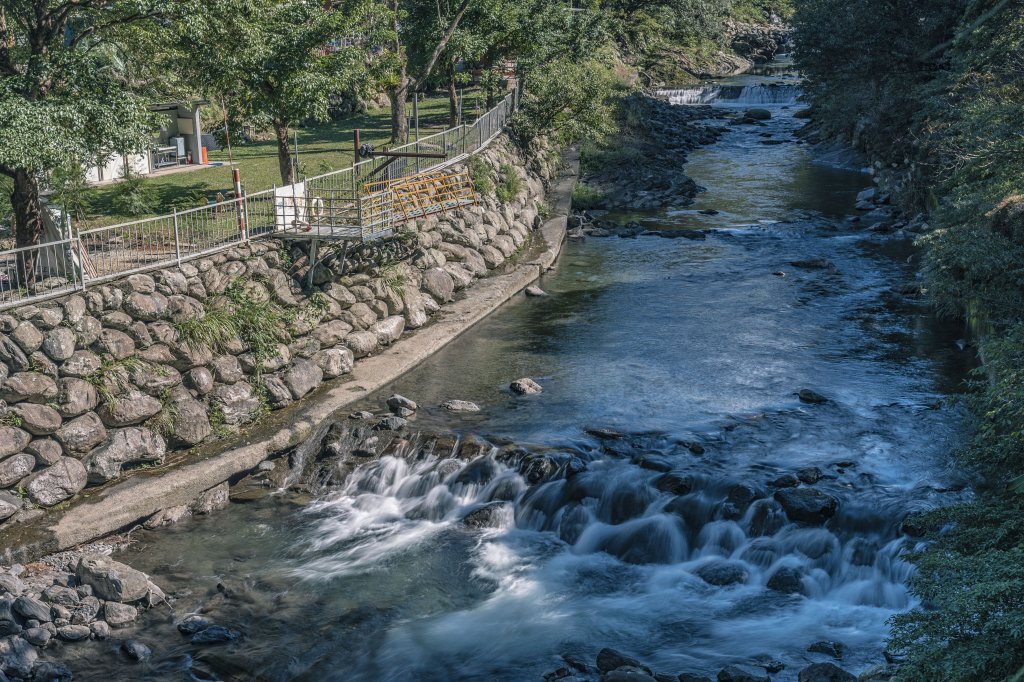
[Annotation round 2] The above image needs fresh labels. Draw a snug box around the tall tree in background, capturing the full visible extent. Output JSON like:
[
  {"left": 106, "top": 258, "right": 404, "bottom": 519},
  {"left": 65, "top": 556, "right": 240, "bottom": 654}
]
[
  {"left": 385, "top": 0, "right": 473, "bottom": 143},
  {"left": 180, "top": 0, "right": 387, "bottom": 185},
  {"left": 0, "top": 1, "right": 168, "bottom": 284}
]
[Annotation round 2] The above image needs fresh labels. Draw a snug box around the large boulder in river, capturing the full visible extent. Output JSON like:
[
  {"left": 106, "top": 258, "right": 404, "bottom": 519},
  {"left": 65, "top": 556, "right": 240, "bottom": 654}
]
[
  {"left": 718, "top": 664, "right": 770, "bottom": 682},
  {"left": 76, "top": 556, "right": 150, "bottom": 603},
  {"left": 461, "top": 501, "right": 511, "bottom": 529},
  {"left": 797, "top": 662, "right": 856, "bottom": 682},
  {"left": 596, "top": 648, "right": 651, "bottom": 675},
  {"left": 745, "top": 108, "right": 772, "bottom": 121},
  {"left": 774, "top": 488, "right": 839, "bottom": 525},
  {"left": 695, "top": 561, "right": 750, "bottom": 586}
]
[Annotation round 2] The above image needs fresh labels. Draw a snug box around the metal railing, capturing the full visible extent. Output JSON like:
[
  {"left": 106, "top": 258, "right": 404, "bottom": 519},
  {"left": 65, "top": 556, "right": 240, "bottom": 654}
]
[{"left": 0, "top": 90, "right": 518, "bottom": 311}]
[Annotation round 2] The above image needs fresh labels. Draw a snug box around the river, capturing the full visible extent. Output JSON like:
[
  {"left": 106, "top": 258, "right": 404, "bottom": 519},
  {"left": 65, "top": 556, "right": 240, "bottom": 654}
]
[{"left": 68, "top": 60, "right": 971, "bottom": 681}]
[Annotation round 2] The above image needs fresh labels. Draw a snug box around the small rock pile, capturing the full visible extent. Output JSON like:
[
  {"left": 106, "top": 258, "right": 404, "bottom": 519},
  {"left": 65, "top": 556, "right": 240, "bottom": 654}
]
[{"left": 0, "top": 551, "right": 166, "bottom": 680}]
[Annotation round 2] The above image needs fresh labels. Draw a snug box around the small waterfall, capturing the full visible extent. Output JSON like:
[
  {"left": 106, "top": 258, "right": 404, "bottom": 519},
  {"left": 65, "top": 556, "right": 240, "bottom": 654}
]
[
  {"left": 657, "top": 84, "right": 802, "bottom": 107},
  {"left": 294, "top": 438, "right": 916, "bottom": 611}
]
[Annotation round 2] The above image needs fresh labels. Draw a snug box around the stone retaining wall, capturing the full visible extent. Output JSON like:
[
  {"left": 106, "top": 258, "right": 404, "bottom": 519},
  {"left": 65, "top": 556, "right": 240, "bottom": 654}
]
[{"left": 0, "top": 136, "right": 558, "bottom": 531}]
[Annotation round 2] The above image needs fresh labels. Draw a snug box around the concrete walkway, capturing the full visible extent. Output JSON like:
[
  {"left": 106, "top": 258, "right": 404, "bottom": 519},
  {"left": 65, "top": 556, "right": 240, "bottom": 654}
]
[{"left": 1, "top": 148, "right": 579, "bottom": 563}]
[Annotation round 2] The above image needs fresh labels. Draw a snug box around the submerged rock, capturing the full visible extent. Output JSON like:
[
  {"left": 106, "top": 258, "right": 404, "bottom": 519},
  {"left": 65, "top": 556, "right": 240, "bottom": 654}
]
[
  {"left": 717, "top": 664, "right": 770, "bottom": 682},
  {"left": 798, "top": 389, "right": 829, "bottom": 404},
  {"left": 441, "top": 400, "right": 481, "bottom": 413},
  {"left": 695, "top": 561, "right": 750, "bottom": 586},
  {"left": 775, "top": 489, "right": 839, "bottom": 525},
  {"left": 797, "top": 662, "right": 856, "bottom": 682},
  {"left": 510, "top": 378, "right": 542, "bottom": 395},
  {"left": 461, "top": 502, "right": 511, "bottom": 529},
  {"left": 596, "top": 648, "right": 651, "bottom": 675},
  {"left": 808, "top": 640, "right": 846, "bottom": 659}
]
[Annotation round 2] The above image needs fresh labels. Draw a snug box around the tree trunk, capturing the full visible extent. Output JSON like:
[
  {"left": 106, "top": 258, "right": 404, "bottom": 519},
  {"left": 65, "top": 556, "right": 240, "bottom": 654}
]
[
  {"left": 11, "top": 168, "right": 44, "bottom": 290},
  {"left": 448, "top": 68, "right": 459, "bottom": 128},
  {"left": 273, "top": 120, "right": 294, "bottom": 185},
  {"left": 389, "top": 80, "right": 410, "bottom": 144}
]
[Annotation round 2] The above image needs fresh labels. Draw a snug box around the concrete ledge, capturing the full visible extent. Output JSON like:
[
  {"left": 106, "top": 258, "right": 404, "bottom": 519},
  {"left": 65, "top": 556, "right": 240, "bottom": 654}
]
[{"left": 1, "top": 148, "right": 579, "bottom": 563}]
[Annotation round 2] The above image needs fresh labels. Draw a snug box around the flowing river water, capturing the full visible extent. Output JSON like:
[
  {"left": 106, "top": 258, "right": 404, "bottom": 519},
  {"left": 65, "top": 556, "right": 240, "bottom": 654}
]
[{"left": 70, "top": 61, "right": 972, "bottom": 681}]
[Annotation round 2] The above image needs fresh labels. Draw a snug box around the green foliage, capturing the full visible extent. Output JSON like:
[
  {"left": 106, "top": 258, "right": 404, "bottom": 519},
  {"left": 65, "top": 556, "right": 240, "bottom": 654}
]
[
  {"left": 110, "top": 173, "right": 159, "bottom": 217},
  {"left": 85, "top": 357, "right": 152, "bottom": 409},
  {"left": 799, "top": 3, "right": 1024, "bottom": 679},
  {"left": 466, "top": 155, "right": 496, "bottom": 196},
  {"left": 49, "top": 165, "right": 92, "bottom": 224},
  {"left": 0, "top": 411, "right": 23, "bottom": 428},
  {"left": 175, "top": 305, "right": 240, "bottom": 352},
  {"left": 512, "top": 57, "right": 626, "bottom": 146},
  {"left": 571, "top": 184, "right": 606, "bottom": 211},
  {"left": 378, "top": 264, "right": 406, "bottom": 297},
  {"left": 495, "top": 163, "right": 523, "bottom": 203}
]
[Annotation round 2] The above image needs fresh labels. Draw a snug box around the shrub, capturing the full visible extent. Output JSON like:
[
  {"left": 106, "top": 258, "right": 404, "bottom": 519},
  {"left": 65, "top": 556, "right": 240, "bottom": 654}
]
[
  {"left": 571, "top": 184, "right": 606, "bottom": 211},
  {"left": 110, "top": 173, "right": 159, "bottom": 216},
  {"left": 495, "top": 164, "right": 523, "bottom": 204}
]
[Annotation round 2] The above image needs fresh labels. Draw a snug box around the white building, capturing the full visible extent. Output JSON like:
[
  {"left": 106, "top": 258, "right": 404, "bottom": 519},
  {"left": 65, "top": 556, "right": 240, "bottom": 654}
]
[{"left": 84, "top": 102, "right": 208, "bottom": 184}]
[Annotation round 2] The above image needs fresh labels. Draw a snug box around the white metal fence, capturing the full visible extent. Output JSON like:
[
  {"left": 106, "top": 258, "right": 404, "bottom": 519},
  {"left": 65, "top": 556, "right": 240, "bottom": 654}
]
[{"left": 0, "top": 90, "right": 519, "bottom": 311}]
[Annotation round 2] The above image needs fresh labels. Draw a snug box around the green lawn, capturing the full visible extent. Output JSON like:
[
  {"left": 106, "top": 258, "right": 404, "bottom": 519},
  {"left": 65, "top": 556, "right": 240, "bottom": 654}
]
[{"left": 80, "top": 90, "right": 488, "bottom": 229}]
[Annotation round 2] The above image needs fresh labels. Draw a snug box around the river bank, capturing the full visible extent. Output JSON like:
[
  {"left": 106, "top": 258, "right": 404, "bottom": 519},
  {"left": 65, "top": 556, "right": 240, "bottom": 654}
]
[{"left": 1, "top": 60, "right": 975, "bottom": 682}]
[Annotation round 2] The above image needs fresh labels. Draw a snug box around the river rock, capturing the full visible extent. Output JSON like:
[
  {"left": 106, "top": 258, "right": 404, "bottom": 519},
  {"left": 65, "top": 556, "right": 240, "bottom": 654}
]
[
  {"left": 0, "top": 426, "right": 31, "bottom": 458},
  {"left": 0, "top": 454, "right": 35, "bottom": 488},
  {"left": 679, "top": 675, "right": 713, "bottom": 682},
  {"left": 462, "top": 501, "right": 511, "bottom": 528},
  {"left": 96, "top": 387, "right": 162, "bottom": 425},
  {"left": 798, "top": 389, "right": 829, "bottom": 404},
  {"left": 374, "top": 416, "right": 407, "bottom": 432},
  {"left": 283, "top": 358, "right": 323, "bottom": 400},
  {"left": 11, "top": 322, "right": 43, "bottom": 353},
  {"left": 11, "top": 403, "right": 62, "bottom": 436},
  {"left": 808, "top": 640, "right": 846, "bottom": 659},
  {"left": 442, "top": 400, "right": 481, "bottom": 413},
  {"left": 24, "top": 457, "right": 87, "bottom": 506},
  {"left": 54, "top": 411, "right": 106, "bottom": 454},
  {"left": 0, "top": 635, "right": 37, "bottom": 677},
  {"left": 94, "top": 329, "right": 136, "bottom": 360},
  {"left": 525, "top": 286, "right": 548, "bottom": 297},
  {"left": 103, "top": 601, "right": 138, "bottom": 628},
  {"left": 596, "top": 648, "right": 651, "bottom": 675},
  {"left": 57, "top": 624, "right": 91, "bottom": 641},
  {"left": 422, "top": 268, "right": 454, "bottom": 302},
  {"left": 386, "top": 394, "right": 417, "bottom": 414},
  {"left": 311, "top": 320, "right": 352, "bottom": 349},
  {"left": 797, "top": 466, "right": 823, "bottom": 484},
  {"left": 55, "top": 377, "right": 100, "bottom": 418},
  {"left": 76, "top": 556, "right": 150, "bottom": 603},
  {"left": 372, "top": 316, "right": 405, "bottom": 346},
  {"left": 190, "top": 482, "right": 229, "bottom": 515},
  {"left": 13, "top": 596, "right": 51, "bottom": 623},
  {"left": 124, "top": 292, "right": 169, "bottom": 321},
  {"left": 0, "top": 575, "right": 24, "bottom": 597},
  {"left": 177, "top": 615, "right": 211, "bottom": 635},
  {"left": 60, "top": 350, "right": 101, "bottom": 378},
  {"left": 718, "top": 664, "right": 770, "bottom": 682},
  {"left": 603, "top": 670, "right": 657, "bottom": 682},
  {"left": 85, "top": 427, "right": 167, "bottom": 483},
  {"left": 1, "top": 372, "right": 58, "bottom": 404},
  {"left": 775, "top": 488, "right": 839, "bottom": 524},
  {"left": 798, "top": 662, "right": 856, "bottom": 682},
  {"left": 21, "top": 626, "right": 51, "bottom": 647},
  {"left": 695, "top": 561, "right": 750, "bottom": 586},
  {"left": 0, "top": 334, "right": 30, "bottom": 372},
  {"left": 184, "top": 367, "right": 215, "bottom": 395},
  {"left": 0, "top": 494, "right": 20, "bottom": 522},
  {"left": 169, "top": 393, "right": 212, "bottom": 447},
  {"left": 191, "top": 625, "right": 240, "bottom": 645},
  {"left": 121, "top": 639, "right": 152, "bottom": 661},
  {"left": 41, "top": 327, "right": 76, "bottom": 362},
  {"left": 510, "top": 378, "right": 542, "bottom": 395},
  {"left": 31, "top": 661, "right": 73, "bottom": 681},
  {"left": 346, "top": 331, "right": 378, "bottom": 358},
  {"left": 313, "top": 348, "right": 354, "bottom": 379},
  {"left": 766, "top": 565, "right": 806, "bottom": 595},
  {"left": 211, "top": 382, "right": 260, "bottom": 425}
]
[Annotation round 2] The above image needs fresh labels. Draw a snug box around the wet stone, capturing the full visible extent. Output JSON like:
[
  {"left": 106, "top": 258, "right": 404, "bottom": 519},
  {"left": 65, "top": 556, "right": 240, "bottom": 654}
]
[
  {"left": 808, "top": 640, "right": 846, "bottom": 659},
  {"left": 191, "top": 625, "right": 241, "bottom": 645},
  {"left": 177, "top": 615, "right": 211, "bottom": 635},
  {"left": 56, "top": 624, "right": 91, "bottom": 641},
  {"left": 717, "top": 664, "right": 770, "bottom": 682},
  {"left": 797, "top": 662, "right": 856, "bottom": 682},
  {"left": 510, "top": 377, "right": 542, "bottom": 395},
  {"left": 121, "top": 639, "right": 152, "bottom": 661},
  {"left": 596, "top": 648, "right": 651, "bottom": 675}
]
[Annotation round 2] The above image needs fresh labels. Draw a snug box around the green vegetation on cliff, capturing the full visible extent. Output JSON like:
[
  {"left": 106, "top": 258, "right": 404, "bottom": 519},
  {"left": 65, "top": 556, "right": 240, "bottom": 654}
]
[{"left": 795, "top": 1, "right": 1024, "bottom": 679}]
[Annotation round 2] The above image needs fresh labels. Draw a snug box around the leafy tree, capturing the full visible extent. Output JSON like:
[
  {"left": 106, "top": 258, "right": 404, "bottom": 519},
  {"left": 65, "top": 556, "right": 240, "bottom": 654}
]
[
  {"left": 179, "top": 0, "right": 386, "bottom": 185},
  {"left": 0, "top": 1, "right": 166, "bottom": 284}
]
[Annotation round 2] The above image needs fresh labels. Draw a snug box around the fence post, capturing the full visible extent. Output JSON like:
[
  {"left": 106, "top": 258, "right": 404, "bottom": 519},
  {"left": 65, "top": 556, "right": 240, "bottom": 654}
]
[{"left": 172, "top": 208, "right": 182, "bottom": 264}]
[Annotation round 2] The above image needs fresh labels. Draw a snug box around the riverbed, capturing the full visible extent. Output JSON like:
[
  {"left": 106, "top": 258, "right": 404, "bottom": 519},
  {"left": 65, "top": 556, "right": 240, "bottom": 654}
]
[{"left": 64, "top": 63, "right": 970, "bottom": 681}]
